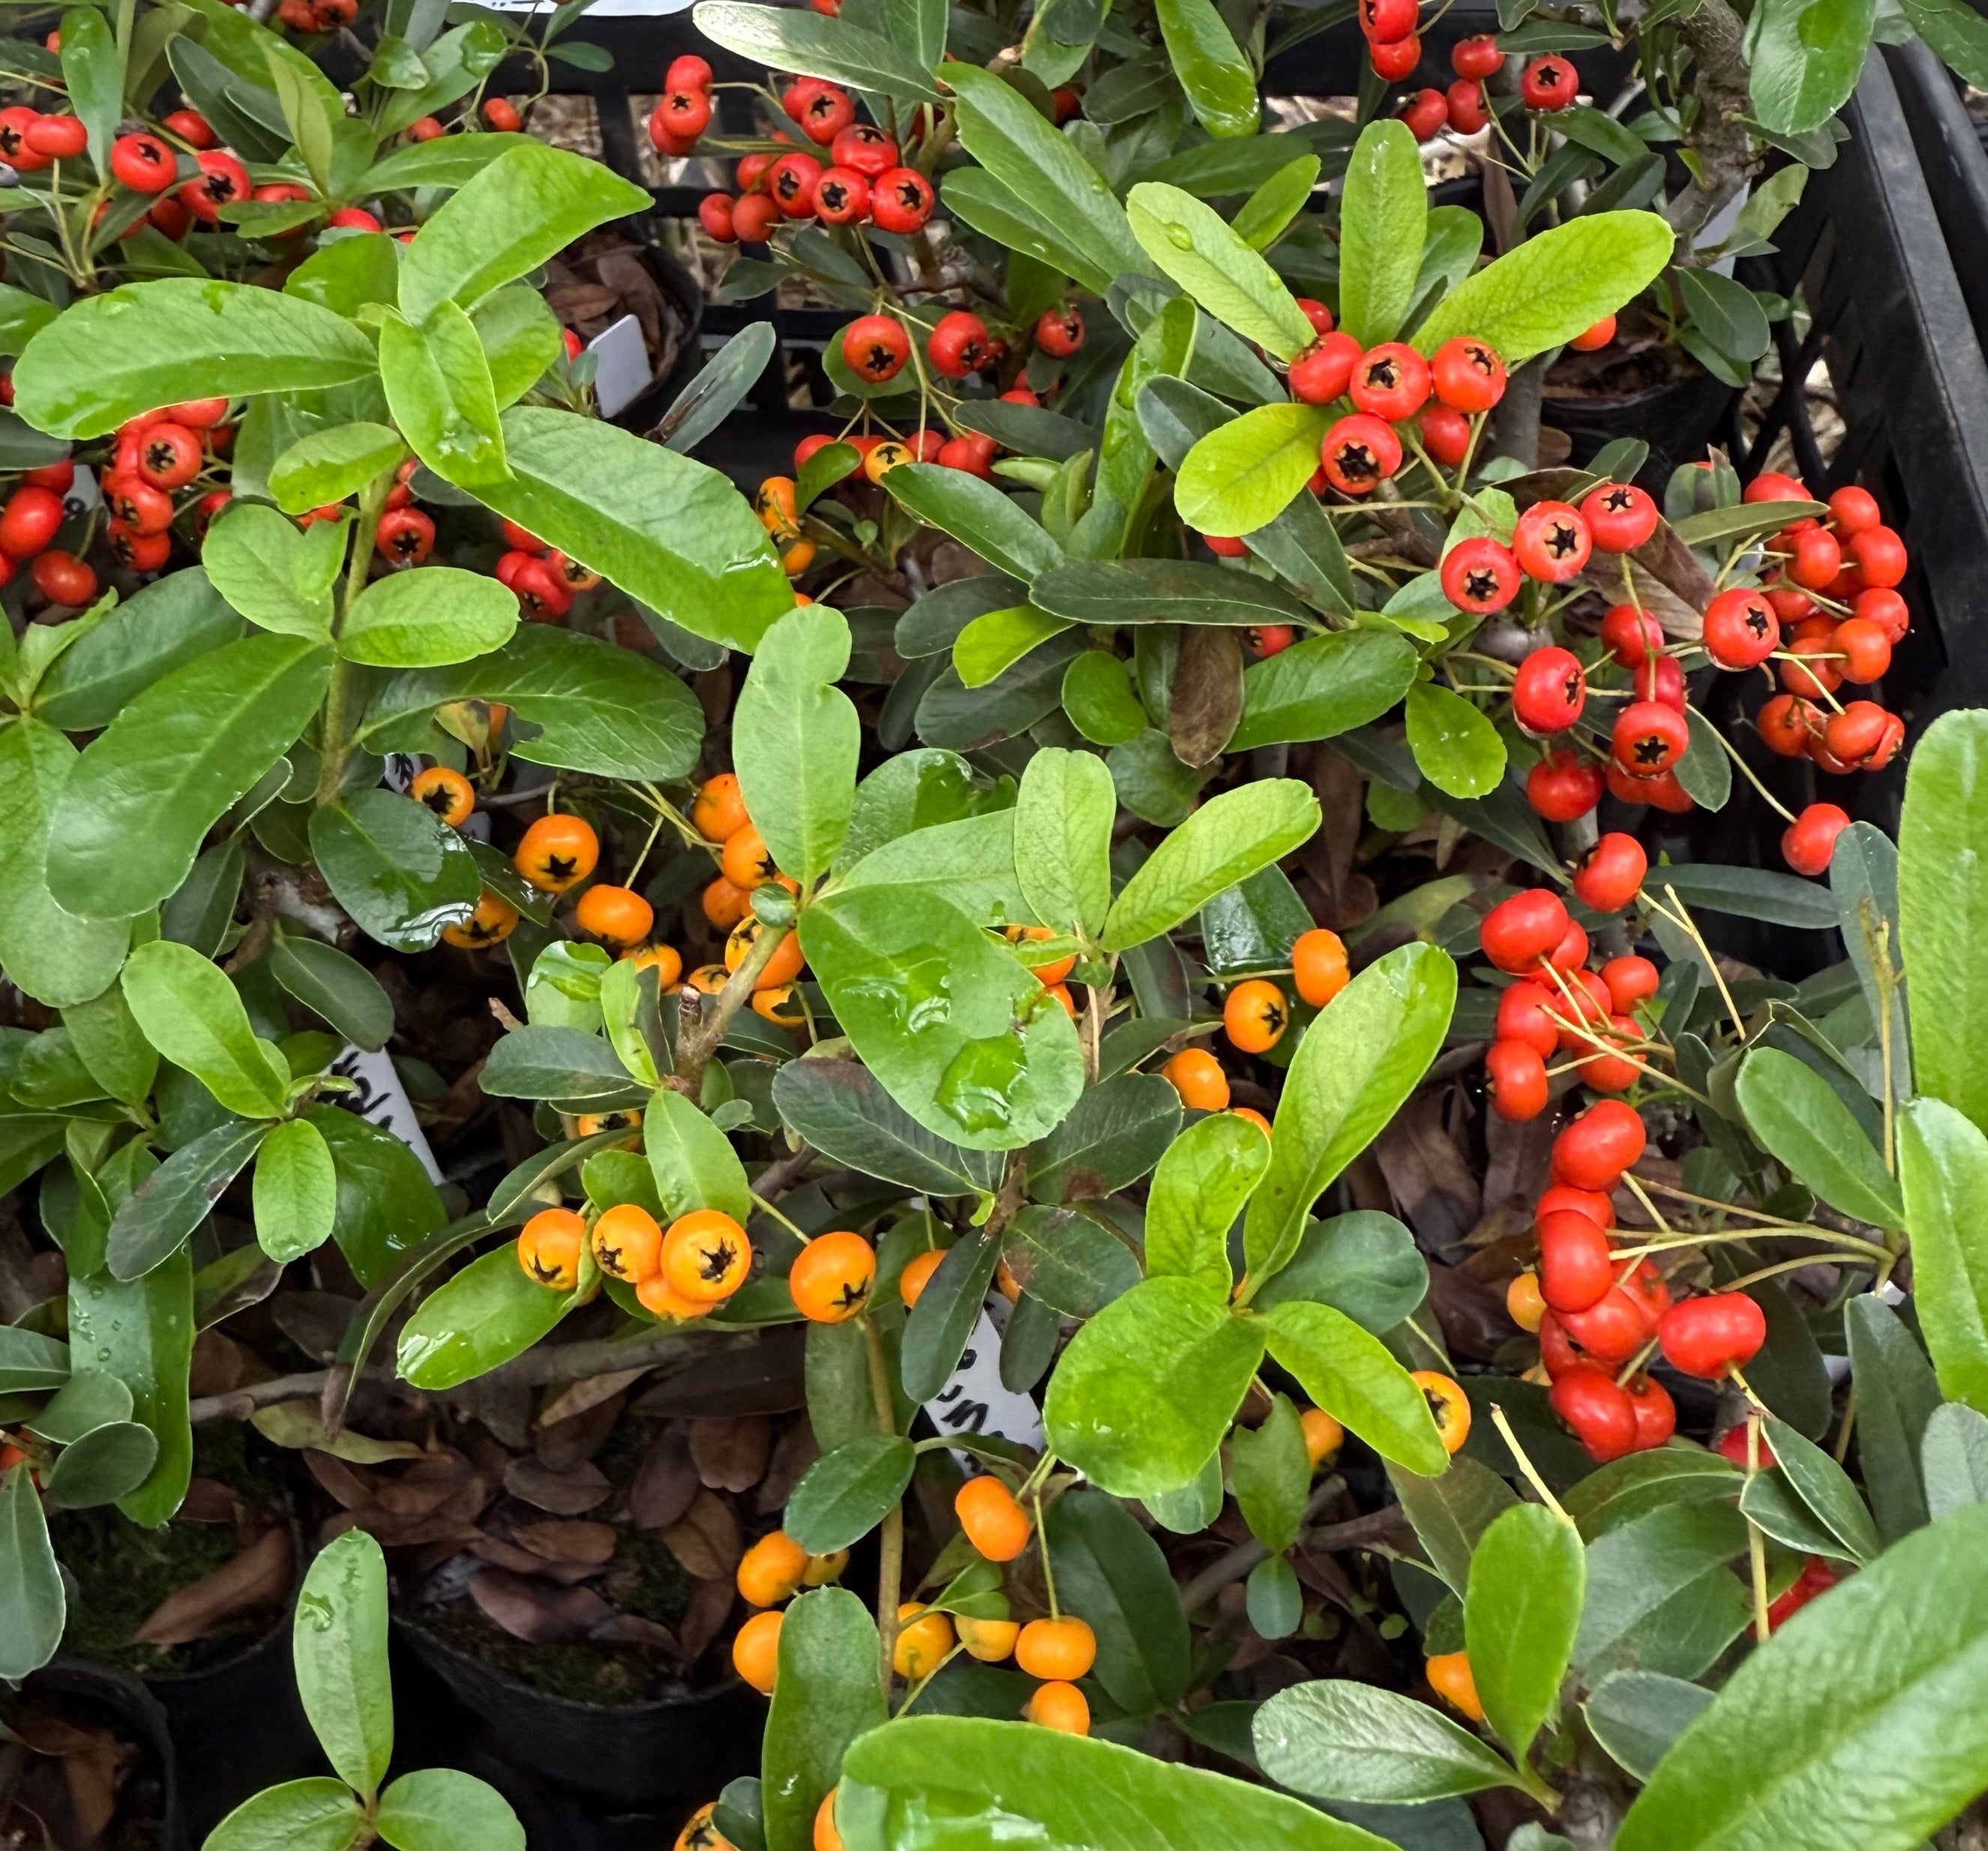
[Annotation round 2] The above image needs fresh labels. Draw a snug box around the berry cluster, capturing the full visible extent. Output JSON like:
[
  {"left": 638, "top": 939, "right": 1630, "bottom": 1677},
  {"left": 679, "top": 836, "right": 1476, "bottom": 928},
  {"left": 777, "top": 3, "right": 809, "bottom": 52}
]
[
  {"left": 517, "top": 1198, "right": 757, "bottom": 1321},
  {"left": 492, "top": 514, "right": 603, "bottom": 620},
  {"left": 1386, "top": 32, "right": 1581, "bottom": 135},
  {"left": 1505, "top": 1101, "right": 1768, "bottom": 1461},
  {"left": 93, "top": 397, "right": 235, "bottom": 578},
  {"left": 685, "top": 76, "right": 934, "bottom": 245}
]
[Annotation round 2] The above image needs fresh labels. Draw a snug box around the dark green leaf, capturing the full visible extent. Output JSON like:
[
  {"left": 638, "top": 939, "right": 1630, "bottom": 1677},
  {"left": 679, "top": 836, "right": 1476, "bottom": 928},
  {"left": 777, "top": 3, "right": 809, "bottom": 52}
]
[
  {"left": 1045, "top": 1486, "right": 1192, "bottom": 1712},
  {"left": 309, "top": 790, "right": 480, "bottom": 952},
  {"left": 770, "top": 1059, "right": 999, "bottom": 1197},
  {"left": 1001, "top": 1204, "right": 1142, "bottom": 1316},
  {"left": 784, "top": 1433, "right": 916, "bottom": 1553},
  {"left": 270, "top": 933, "right": 396, "bottom": 1050},
  {"left": 763, "top": 1588, "right": 888, "bottom": 1851},
  {"left": 1254, "top": 1680, "right": 1527, "bottom": 1802},
  {"left": 1465, "top": 1504, "right": 1585, "bottom": 1758},
  {"left": 1029, "top": 1074, "right": 1181, "bottom": 1202},
  {"left": 1229, "top": 631, "right": 1419, "bottom": 752}
]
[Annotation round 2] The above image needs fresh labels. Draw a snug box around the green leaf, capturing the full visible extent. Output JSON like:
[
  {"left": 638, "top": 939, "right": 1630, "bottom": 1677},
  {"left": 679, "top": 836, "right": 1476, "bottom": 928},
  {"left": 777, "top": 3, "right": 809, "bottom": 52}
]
[
  {"left": 106, "top": 1121, "right": 271, "bottom": 1280},
  {"left": 0, "top": 1464, "right": 62, "bottom": 1678},
  {"left": 13, "top": 280, "right": 378, "bottom": 440},
  {"left": 1229, "top": 630, "right": 1420, "bottom": 752},
  {"left": 1252, "top": 1211, "right": 1428, "bottom": 1334},
  {"left": 1405, "top": 684, "right": 1506, "bottom": 800},
  {"left": 643, "top": 1088, "right": 752, "bottom": 1225},
  {"left": 293, "top": 1528, "right": 394, "bottom": 1798},
  {"left": 1897, "top": 0, "right": 1988, "bottom": 85},
  {"left": 1175, "top": 404, "right": 1333, "bottom": 537},
  {"left": 1151, "top": 0, "right": 1259, "bottom": 136},
  {"left": 25, "top": 1370, "right": 131, "bottom": 1443},
  {"left": 1749, "top": 0, "right": 1876, "bottom": 134},
  {"left": 310, "top": 1106, "right": 445, "bottom": 1288},
  {"left": 1846, "top": 1294, "right": 1941, "bottom": 1543},
  {"left": 1042, "top": 1275, "right": 1264, "bottom": 1497},
  {"left": 1127, "top": 185, "right": 1308, "bottom": 358},
  {"left": 799, "top": 884, "right": 1086, "bottom": 1151},
  {"left": 254, "top": 1116, "right": 339, "bottom": 1264},
  {"left": 770, "top": 1058, "right": 997, "bottom": 1197},
  {"left": 0, "top": 721, "right": 132, "bottom": 1009},
  {"left": 202, "top": 1780, "right": 367, "bottom": 1851},
  {"left": 1617, "top": 1503, "right": 1988, "bottom": 1851},
  {"left": 202, "top": 502, "right": 341, "bottom": 638},
  {"left": 735, "top": 606, "right": 861, "bottom": 886},
  {"left": 1260, "top": 1298, "right": 1449, "bottom": 1476},
  {"left": 943, "top": 167, "right": 1114, "bottom": 299},
  {"left": 34, "top": 568, "right": 242, "bottom": 731},
  {"left": 269, "top": 422, "right": 409, "bottom": 517},
  {"left": 1014, "top": 746, "right": 1114, "bottom": 940},
  {"left": 48, "top": 632, "right": 331, "bottom": 920},
  {"left": 1231, "top": 1393, "right": 1311, "bottom": 1554},
  {"left": 954, "top": 608, "right": 1070, "bottom": 691},
  {"left": 1032, "top": 559, "right": 1315, "bottom": 629},
  {"left": 1761, "top": 1414, "right": 1881, "bottom": 1564},
  {"left": 269, "top": 933, "right": 396, "bottom": 1051},
  {"left": 1413, "top": 212, "right": 1676, "bottom": 364},
  {"left": 1254, "top": 1680, "right": 1528, "bottom": 1802},
  {"left": 1465, "top": 1504, "right": 1585, "bottom": 1759},
  {"left": 900, "top": 1232, "right": 1003, "bottom": 1402},
  {"left": 121, "top": 940, "right": 288, "bottom": 1118},
  {"left": 1572, "top": 1504, "right": 1750, "bottom": 1682},
  {"left": 838, "top": 808, "right": 1030, "bottom": 926},
  {"left": 1648, "top": 862, "right": 1841, "bottom": 929},
  {"left": 1900, "top": 710, "right": 1988, "bottom": 1132},
  {"left": 1102, "top": 779, "right": 1319, "bottom": 952},
  {"left": 1234, "top": 155, "right": 1323, "bottom": 251},
  {"left": 1338, "top": 121, "right": 1429, "bottom": 346},
  {"left": 68, "top": 1245, "right": 194, "bottom": 1525},
  {"left": 396, "top": 1244, "right": 573, "bottom": 1389},
  {"left": 1675, "top": 268, "right": 1772, "bottom": 364},
  {"left": 376, "top": 1770, "right": 523, "bottom": 1851},
  {"left": 1002, "top": 1204, "right": 1143, "bottom": 1316},
  {"left": 340, "top": 566, "right": 517, "bottom": 668},
  {"left": 1244, "top": 942, "right": 1456, "bottom": 1281},
  {"left": 1145, "top": 1109, "right": 1268, "bottom": 1295},
  {"left": 937, "top": 64, "right": 1150, "bottom": 288},
  {"left": 309, "top": 790, "right": 480, "bottom": 952},
  {"left": 1924, "top": 1402, "right": 1988, "bottom": 1520},
  {"left": 398, "top": 138, "right": 648, "bottom": 323},
  {"left": 839, "top": 1714, "right": 1388, "bottom": 1849},
  {"left": 480, "top": 1024, "right": 649, "bottom": 1110},
  {"left": 886, "top": 464, "right": 1065, "bottom": 582},
  {"left": 42, "top": 1420, "right": 159, "bottom": 1511},
  {"left": 472, "top": 407, "right": 790, "bottom": 653},
  {"left": 472, "top": 286, "right": 565, "bottom": 410},
  {"left": 361, "top": 130, "right": 531, "bottom": 193},
  {"left": 380, "top": 302, "right": 508, "bottom": 488},
  {"left": 693, "top": 1, "right": 944, "bottom": 103},
  {"left": 1900, "top": 1097, "right": 1988, "bottom": 1414},
  {"left": 58, "top": 4, "right": 119, "bottom": 172},
  {"left": 1046, "top": 1486, "right": 1193, "bottom": 1710},
  {"left": 1583, "top": 1670, "right": 1715, "bottom": 1781},
  {"left": 1735, "top": 1046, "right": 1901, "bottom": 1226},
  {"left": 763, "top": 1588, "right": 888, "bottom": 1851},
  {"left": 1029, "top": 1073, "right": 1181, "bottom": 1204},
  {"left": 785, "top": 1433, "right": 917, "bottom": 1553}
]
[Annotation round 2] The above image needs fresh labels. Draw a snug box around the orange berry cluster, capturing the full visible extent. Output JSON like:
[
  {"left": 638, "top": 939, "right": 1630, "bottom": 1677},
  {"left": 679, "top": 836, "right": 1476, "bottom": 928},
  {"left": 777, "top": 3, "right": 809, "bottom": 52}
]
[
  {"left": 515, "top": 1202, "right": 753, "bottom": 1324},
  {"left": 690, "top": 772, "right": 811, "bottom": 1027}
]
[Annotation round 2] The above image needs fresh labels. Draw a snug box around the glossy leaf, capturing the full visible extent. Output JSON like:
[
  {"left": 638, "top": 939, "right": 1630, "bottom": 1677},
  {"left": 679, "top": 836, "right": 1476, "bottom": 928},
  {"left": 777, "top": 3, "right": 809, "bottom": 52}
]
[
  {"left": 202, "top": 502, "right": 341, "bottom": 638},
  {"left": 106, "top": 1121, "right": 271, "bottom": 1281},
  {"left": 1412, "top": 212, "right": 1675, "bottom": 364},
  {"left": 269, "top": 422, "right": 408, "bottom": 516},
  {"left": 1045, "top": 1486, "right": 1193, "bottom": 1712},
  {"left": 294, "top": 1528, "right": 393, "bottom": 1798},
  {"left": 1338, "top": 121, "right": 1428, "bottom": 346},
  {"left": 68, "top": 1245, "right": 193, "bottom": 1525},
  {"left": 1465, "top": 1503, "right": 1585, "bottom": 1759},
  {"left": 1259, "top": 1299, "right": 1449, "bottom": 1477},
  {"left": 1735, "top": 1046, "right": 1901, "bottom": 1227},
  {"left": 1245, "top": 943, "right": 1456, "bottom": 1281},
  {"left": 13, "top": 279, "right": 379, "bottom": 439},
  {"left": 1923, "top": 1402, "right": 1988, "bottom": 1520},
  {"left": 1175, "top": 403, "right": 1333, "bottom": 537},
  {"left": 1846, "top": 1294, "right": 1941, "bottom": 1543},
  {"left": 1127, "top": 184, "right": 1308, "bottom": 358},
  {"left": 34, "top": 567, "right": 242, "bottom": 731},
  {"left": 0, "top": 1464, "right": 62, "bottom": 1679},
  {"left": 270, "top": 934, "right": 396, "bottom": 1051},
  {"left": 1002, "top": 1204, "right": 1142, "bottom": 1316},
  {"left": 122, "top": 940, "right": 289, "bottom": 1118},
  {"left": 735, "top": 605, "right": 861, "bottom": 886},
  {"left": 1029, "top": 1073, "right": 1181, "bottom": 1202},
  {"left": 1102, "top": 778, "right": 1319, "bottom": 952},
  {"left": 1573, "top": 1504, "right": 1750, "bottom": 1682},
  {"left": 1013, "top": 746, "right": 1114, "bottom": 940},
  {"left": 1228, "top": 630, "right": 1420, "bottom": 752},
  {"left": 1254, "top": 1680, "right": 1527, "bottom": 1802},
  {"left": 380, "top": 302, "right": 508, "bottom": 488},
  {"left": 312, "top": 1106, "right": 446, "bottom": 1288},
  {"left": 1900, "top": 1096, "right": 1988, "bottom": 1414},
  {"left": 694, "top": 1, "right": 943, "bottom": 101},
  {"left": 1144, "top": 1111, "right": 1268, "bottom": 1295},
  {"left": 42, "top": 1420, "right": 158, "bottom": 1510},
  {"left": 254, "top": 1116, "right": 339, "bottom": 1264},
  {"left": 1033, "top": 559, "right": 1315, "bottom": 628},
  {"left": 643, "top": 1088, "right": 752, "bottom": 1225},
  {"left": 886, "top": 464, "right": 1065, "bottom": 583},
  {"left": 1151, "top": 0, "right": 1258, "bottom": 136},
  {"left": 49, "top": 632, "right": 332, "bottom": 920},
  {"left": 900, "top": 1232, "right": 1004, "bottom": 1402},
  {"left": 1042, "top": 1276, "right": 1264, "bottom": 1497},
  {"left": 203, "top": 1780, "right": 367, "bottom": 1851},
  {"left": 1231, "top": 1394, "right": 1311, "bottom": 1556},
  {"left": 341, "top": 567, "right": 518, "bottom": 669},
  {"left": 310, "top": 790, "right": 481, "bottom": 952},
  {"left": 770, "top": 1059, "right": 997, "bottom": 1197},
  {"left": 763, "top": 1588, "right": 888, "bottom": 1851},
  {"left": 1252, "top": 1212, "right": 1428, "bottom": 1335},
  {"left": 1749, "top": 0, "right": 1876, "bottom": 135},
  {"left": 1405, "top": 684, "right": 1506, "bottom": 800},
  {"left": 1582, "top": 1671, "right": 1714, "bottom": 1781},
  {"left": 376, "top": 1770, "right": 523, "bottom": 1851},
  {"left": 397, "top": 1244, "right": 574, "bottom": 1389},
  {"left": 785, "top": 1434, "right": 917, "bottom": 1554}
]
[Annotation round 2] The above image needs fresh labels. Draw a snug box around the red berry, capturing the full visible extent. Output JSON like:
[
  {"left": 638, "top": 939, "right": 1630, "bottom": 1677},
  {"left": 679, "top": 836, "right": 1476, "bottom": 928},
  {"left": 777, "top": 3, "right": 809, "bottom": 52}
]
[
  {"left": 1782, "top": 801, "right": 1851, "bottom": 876},
  {"left": 0, "top": 107, "right": 49, "bottom": 171},
  {"left": 1625, "top": 1373, "right": 1676, "bottom": 1450},
  {"left": 1571, "top": 833, "right": 1646, "bottom": 914},
  {"left": 1715, "top": 1424, "right": 1777, "bottom": 1470},
  {"left": 1827, "top": 485, "right": 1880, "bottom": 534},
  {"left": 1369, "top": 33, "right": 1420, "bottom": 77},
  {"left": 1657, "top": 1292, "right": 1766, "bottom": 1379},
  {"left": 1496, "top": 980, "right": 1560, "bottom": 1059},
  {"left": 1582, "top": 482, "right": 1658, "bottom": 553},
  {"left": 1290, "top": 332, "right": 1363, "bottom": 405},
  {"left": 1486, "top": 1040, "right": 1548, "bottom": 1120},
  {"left": 1550, "top": 1366, "right": 1638, "bottom": 1461},
  {"left": 870, "top": 166, "right": 934, "bottom": 232},
  {"left": 136, "top": 422, "right": 202, "bottom": 491},
  {"left": 1036, "top": 305, "right": 1085, "bottom": 358},
  {"left": 929, "top": 310, "right": 992, "bottom": 380},
  {"left": 699, "top": 194, "right": 736, "bottom": 242},
  {"left": 1400, "top": 88, "right": 1449, "bottom": 139},
  {"left": 732, "top": 194, "right": 778, "bottom": 242},
  {"left": 769, "top": 152, "right": 824, "bottom": 218},
  {"left": 1513, "top": 500, "right": 1591, "bottom": 581},
  {"left": 1552, "top": 1100, "right": 1645, "bottom": 1192},
  {"left": 1420, "top": 404, "right": 1471, "bottom": 467},
  {"left": 1558, "top": 1286, "right": 1650, "bottom": 1364},
  {"left": 1539, "top": 1210, "right": 1614, "bottom": 1313},
  {"left": 1849, "top": 524, "right": 1906, "bottom": 587},
  {"left": 1780, "top": 633, "right": 1843, "bottom": 700},
  {"left": 1358, "top": 0, "right": 1417, "bottom": 37},
  {"left": 1744, "top": 470, "right": 1810, "bottom": 505},
  {"left": 1440, "top": 536, "right": 1519, "bottom": 614},
  {"left": 1350, "top": 341, "right": 1431, "bottom": 421},
  {"left": 1569, "top": 314, "right": 1615, "bottom": 352},
  {"left": 1613, "top": 699, "right": 1688, "bottom": 775},
  {"left": 1547, "top": 916, "right": 1590, "bottom": 974},
  {"left": 375, "top": 506, "right": 434, "bottom": 566},
  {"left": 1767, "top": 1556, "right": 1839, "bottom": 1630},
  {"left": 842, "top": 314, "right": 910, "bottom": 385},
  {"left": 1481, "top": 890, "right": 1569, "bottom": 975},
  {"left": 829, "top": 124, "right": 898, "bottom": 176},
  {"left": 1512, "top": 645, "right": 1586, "bottom": 734},
  {"left": 1599, "top": 603, "right": 1663, "bottom": 667},
  {"left": 1600, "top": 955, "right": 1659, "bottom": 1013},
  {"left": 483, "top": 98, "right": 522, "bottom": 132},
  {"left": 1520, "top": 53, "right": 1577, "bottom": 109},
  {"left": 1452, "top": 33, "right": 1503, "bottom": 76},
  {"left": 1756, "top": 692, "right": 1817, "bottom": 757},
  {"left": 1538, "top": 1184, "right": 1612, "bottom": 1228},
  {"left": 1702, "top": 586, "right": 1780, "bottom": 669},
  {"left": 666, "top": 55, "right": 713, "bottom": 91},
  {"left": 0, "top": 484, "right": 64, "bottom": 558},
  {"left": 1786, "top": 525, "right": 1842, "bottom": 590},
  {"left": 1296, "top": 298, "right": 1334, "bottom": 336},
  {"left": 24, "top": 114, "right": 88, "bottom": 159},
  {"left": 31, "top": 549, "right": 96, "bottom": 605},
  {"left": 106, "top": 521, "right": 171, "bottom": 572},
  {"left": 1855, "top": 586, "right": 1910, "bottom": 644},
  {"left": 1245, "top": 625, "right": 1294, "bottom": 658},
  {"left": 1446, "top": 79, "right": 1489, "bottom": 134},
  {"left": 1831, "top": 616, "right": 1891, "bottom": 684},
  {"left": 512, "top": 556, "right": 573, "bottom": 620},
  {"left": 1526, "top": 748, "right": 1603, "bottom": 822},
  {"left": 811, "top": 166, "right": 869, "bottom": 225},
  {"left": 1320, "top": 414, "right": 1401, "bottom": 494},
  {"left": 1430, "top": 336, "right": 1506, "bottom": 413},
  {"left": 794, "top": 82, "right": 855, "bottom": 145},
  {"left": 178, "top": 148, "right": 250, "bottom": 222},
  {"left": 110, "top": 130, "right": 176, "bottom": 192},
  {"left": 658, "top": 88, "right": 712, "bottom": 141}
]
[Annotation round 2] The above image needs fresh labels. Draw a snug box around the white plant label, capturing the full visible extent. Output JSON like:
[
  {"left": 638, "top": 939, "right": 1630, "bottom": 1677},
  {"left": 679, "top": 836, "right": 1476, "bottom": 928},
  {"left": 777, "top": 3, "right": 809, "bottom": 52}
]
[
  {"left": 924, "top": 1300, "right": 1045, "bottom": 1460},
  {"left": 327, "top": 1045, "right": 445, "bottom": 1184}
]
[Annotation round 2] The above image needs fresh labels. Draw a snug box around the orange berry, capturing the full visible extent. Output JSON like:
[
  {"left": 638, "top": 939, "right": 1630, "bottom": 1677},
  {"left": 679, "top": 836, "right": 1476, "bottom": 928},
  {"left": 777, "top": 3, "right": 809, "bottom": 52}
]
[
  {"left": 1003, "top": 922, "right": 1075, "bottom": 986},
  {"left": 1300, "top": 1408, "right": 1344, "bottom": 1470},
  {"left": 409, "top": 764, "right": 474, "bottom": 827},
  {"left": 672, "top": 1802, "right": 734, "bottom": 1851},
  {"left": 1160, "top": 1047, "right": 1229, "bottom": 1111},
  {"left": 574, "top": 1109, "right": 641, "bottom": 1144},
  {"left": 721, "top": 823, "right": 778, "bottom": 890},
  {"left": 893, "top": 1603, "right": 954, "bottom": 1679},
  {"left": 1426, "top": 1649, "right": 1483, "bottom": 1721},
  {"left": 1224, "top": 979, "right": 1288, "bottom": 1054},
  {"left": 622, "top": 943, "right": 684, "bottom": 986},
  {"left": 1015, "top": 1616, "right": 1095, "bottom": 1682},
  {"left": 691, "top": 771, "right": 750, "bottom": 842},
  {"left": 517, "top": 1208, "right": 585, "bottom": 1290},
  {"left": 955, "top": 1474, "right": 1032, "bottom": 1562},
  {"left": 442, "top": 890, "right": 518, "bottom": 948},
  {"left": 1413, "top": 1370, "right": 1472, "bottom": 1454},
  {"left": 1507, "top": 1272, "right": 1546, "bottom": 1333},
  {"left": 514, "top": 812, "right": 598, "bottom": 892},
  {"left": 637, "top": 1274, "right": 714, "bottom": 1322},
  {"left": 1292, "top": 927, "right": 1351, "bottom": 1008},
  {"left": 733, "top": 1610, "right": 783, "bottom": 1693},
  {"left": 703, "top": 875, "right": 751, "bottom": 930},
  {"left": 955, "top": 1613, "right": 1020, "bottom": 1660},
  {"left": 898, "top": 1247, "right": 945, "bottom": 1308},
  {"left": 751, "top": 984, "right": 807, "bottom": 1026},
  {"left": 590, "top": 1203, "right": 663, "bottom": 1283},
  {"left": 790, "top": 1232, "right": 875, "bottom": 1323},
  {"left": 725, "top": 915, "right": 805, "bottom": 988},
  {"left": 801, "top": 1549, "right": 848, "bottom": 1586},
  {"left": 1044, "top": 982, "right": 1077, "bottom": 1017},
  {"left": 1230, "top": 1106, "right": 1272, "bottom": 1136},
  {"left": 736, "top": 1530, "right": 809, "bottom": 1607},
  {"left": 686, "top": 963, "right": 730, "bottom": 995},
  {"left": 1027, "top": 1681, "right": 1090, "bottom": 1734},
  {"left": 813, "top": 1789, "right": 844, "bottom": 1851},
  {"left": 995, "top": 1262, "right": 1022, "bottom": 1304},
  {"left": 575, "top": 884, "right": 654, "bottom": 947},
  {"left": 662, "top": 1209, "right": 752, "bottom": 1302}
]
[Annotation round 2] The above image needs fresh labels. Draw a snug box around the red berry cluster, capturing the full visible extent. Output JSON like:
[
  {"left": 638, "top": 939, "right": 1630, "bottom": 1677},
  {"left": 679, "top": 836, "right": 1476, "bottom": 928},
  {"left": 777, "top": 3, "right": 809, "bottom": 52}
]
[
  {"left": 1513, "top": 1102, "right": 1770, "bottom": 1461},
  {"left": 94, "top": 398, "right": 233, "bottom": 578},
  {"left": 1288, "top": 315, "right": 1507, "bottom": 494},
  {"left": 1480, "top": 862, "right": 1649, "bottom": 1120},
  {"left": 649, "top": 56, "right": 717, "bottom": 158},
  {"left": 0, "top": 464, "right": 91, "bottom": 607},
  {"left": 1395, "top": 39, "right": 1577, "bottom": 137},
  {"left": 493, "top": 516, "right": 601, "bottom": 621},
  {"left": 692, "top": 80, "right": 933, "bottom": 246},
  {"left": 274, "top": 0, "right": 358, "bottom": 29}
]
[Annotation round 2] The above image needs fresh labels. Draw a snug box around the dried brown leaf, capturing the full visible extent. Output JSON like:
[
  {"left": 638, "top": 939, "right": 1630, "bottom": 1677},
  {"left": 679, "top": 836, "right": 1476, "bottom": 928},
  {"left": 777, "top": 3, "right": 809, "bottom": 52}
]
[
  {"left": 629, "top": 1422, "right": 699, "bottom": 1531},
  {"left": 662, "top": 1490, "right": 741, "bottom": 1582},
  {"left": 690, "top": 1417, "right": 772, "bottom": 1493},
  {"left": 536, "top": 1368, "right": 649, "bottom": 1431},
  {"left": 514, "top": 1520, "right": 618, "bottom": 1566},
  {"left": 468, "top": 1568, "right": 613, "bottom": 1644},
  {"left": 133, "top": 1526, "right": 292, "bottom": 1648},
  {"left": 676, "top": 1575, "right": 733, "bottom": 1663}
]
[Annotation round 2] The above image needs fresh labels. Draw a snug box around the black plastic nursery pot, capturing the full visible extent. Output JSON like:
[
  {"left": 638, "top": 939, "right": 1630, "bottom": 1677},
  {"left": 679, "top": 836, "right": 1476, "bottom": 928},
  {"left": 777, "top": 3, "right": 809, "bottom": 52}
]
[{"left": 10, "top": 1660, "right": 184, "bottom": 1851}]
